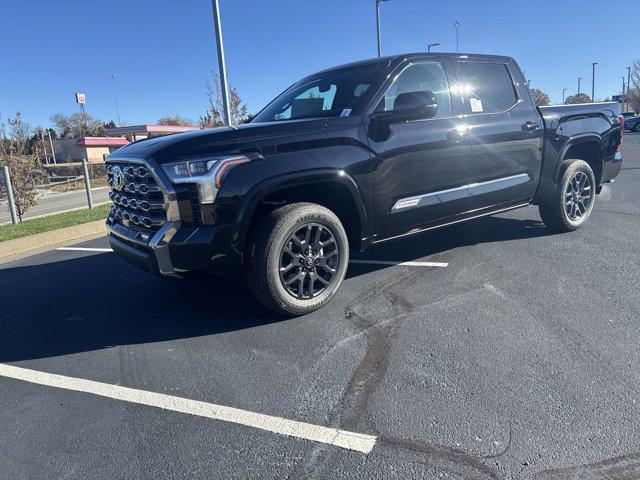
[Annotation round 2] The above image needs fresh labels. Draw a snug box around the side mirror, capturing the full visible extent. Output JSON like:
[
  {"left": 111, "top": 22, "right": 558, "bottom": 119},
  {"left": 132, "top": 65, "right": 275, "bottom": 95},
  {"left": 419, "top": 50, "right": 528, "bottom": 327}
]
[
  {"left": 368, "top": 90, "right": 439, "bottom": 141},
  {"left": 393, "top": 90, "right": 438, "bottom": 119}
]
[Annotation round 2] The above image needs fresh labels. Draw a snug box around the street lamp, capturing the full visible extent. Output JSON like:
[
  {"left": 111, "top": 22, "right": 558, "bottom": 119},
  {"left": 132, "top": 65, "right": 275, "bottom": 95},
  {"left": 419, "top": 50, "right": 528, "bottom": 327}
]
[
  {"left": 591, "top": 62, "right": 597, "bottom": 102},
  {"left": 427, "top": 42, "right": 440, "bottom": 53},
  {"left": 454, "top": 20, "right": 461, "bottom": 53},
  {"left": 577, "top": 76, "right": 582, "bottom": 95},
  {"left": 562, "top": 88, "right": 568, "bottom": 103},
  {"left": 110, "top": 74, "right": 122, "bottom": 127},
  {"left": 211, "top": 0, "right": 231, "bottom": 126},
  {"left": 626, "top": 66, "right": 632, "bottom": 112},
  {"left": 622, "top": 76, "right": 626, "bottom": 108},
  {"left": 376, "top": 0, "right": 391, "bottom": 58}
]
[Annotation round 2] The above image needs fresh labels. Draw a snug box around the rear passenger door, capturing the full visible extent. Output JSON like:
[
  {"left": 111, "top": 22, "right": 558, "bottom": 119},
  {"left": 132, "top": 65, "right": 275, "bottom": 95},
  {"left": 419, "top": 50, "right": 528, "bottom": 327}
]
[{"left": 455, "top": 59, "right": 542, "bottom": 209}]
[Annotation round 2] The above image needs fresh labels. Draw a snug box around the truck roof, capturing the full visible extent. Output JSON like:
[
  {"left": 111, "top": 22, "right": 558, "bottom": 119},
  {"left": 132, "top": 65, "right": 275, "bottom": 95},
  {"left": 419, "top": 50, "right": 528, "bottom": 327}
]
[{"left": 313, "top": 52, "right": 516, "bottom": 75}]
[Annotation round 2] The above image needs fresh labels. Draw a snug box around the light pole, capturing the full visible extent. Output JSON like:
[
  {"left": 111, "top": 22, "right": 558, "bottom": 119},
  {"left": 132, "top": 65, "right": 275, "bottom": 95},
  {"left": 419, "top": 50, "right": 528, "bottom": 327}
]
[
  {"left": 376, "top": 0, "right": 391, "bottom": 58},
  {"left": 454, "top": 20, "right": 461, "bottom": 53},
  {"left": 427, "top": 42, "right": 440, "bottom": 53},
  {"left": 562, "top": 88, "right": 568, "bottom": 103},
  {"left": 622, "top": 76, "right": 626, "bottom": 108},
  {"left": 211, "top": 0, "right": 231, "bottom": 126},
  {"left": 110, "top": 74, "right": 122, "bottom": 127},
  {"left": 626, "top": 66, "right": 632, "bottom": 112},
  {"left": 578, "top": 76, "right": 582, "bottom": 95},
  {"left": 591, "top": 62, "right": 597, "bottom": 102}
]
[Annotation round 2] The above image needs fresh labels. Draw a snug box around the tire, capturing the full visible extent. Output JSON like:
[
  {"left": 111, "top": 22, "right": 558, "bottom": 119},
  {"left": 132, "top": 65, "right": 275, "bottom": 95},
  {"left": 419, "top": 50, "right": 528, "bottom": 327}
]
[
  {"left": 634, "top": 123, "right": 640, "bottom": 133},
  {"left": 244, "top": 202, "right": 349, "bottom": 316},
  {"left": 539, "top": 159, "right": 596, "bottom": 232}
]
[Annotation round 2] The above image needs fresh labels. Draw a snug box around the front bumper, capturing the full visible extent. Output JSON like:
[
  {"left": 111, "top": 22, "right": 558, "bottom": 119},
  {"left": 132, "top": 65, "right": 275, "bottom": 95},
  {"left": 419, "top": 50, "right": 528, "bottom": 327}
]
[{"left": 107, "top": 220, "right": 241, "bottom": 277}]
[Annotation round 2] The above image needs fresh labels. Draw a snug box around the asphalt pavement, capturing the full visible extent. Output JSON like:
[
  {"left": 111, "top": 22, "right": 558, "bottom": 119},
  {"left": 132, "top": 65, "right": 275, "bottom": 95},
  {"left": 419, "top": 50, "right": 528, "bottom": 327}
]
[
  {"left": 0, "top": 187, "right": 110, "bottom": 224},
  {"left": 1, "top": 133, "right": 639, "bottom": 479}
]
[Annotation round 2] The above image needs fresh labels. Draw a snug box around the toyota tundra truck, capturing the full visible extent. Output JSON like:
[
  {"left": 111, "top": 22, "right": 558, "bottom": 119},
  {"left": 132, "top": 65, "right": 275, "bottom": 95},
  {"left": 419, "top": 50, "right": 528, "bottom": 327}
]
[{"left": 106, "top": 53, "right": 623, "bottom": 315}]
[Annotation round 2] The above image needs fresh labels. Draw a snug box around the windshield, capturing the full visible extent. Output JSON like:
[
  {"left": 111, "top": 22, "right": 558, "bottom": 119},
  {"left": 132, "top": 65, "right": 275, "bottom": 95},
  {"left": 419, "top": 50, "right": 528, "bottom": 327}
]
[{"left": 252, "top": 63, "right": 385, "bottom": 123}]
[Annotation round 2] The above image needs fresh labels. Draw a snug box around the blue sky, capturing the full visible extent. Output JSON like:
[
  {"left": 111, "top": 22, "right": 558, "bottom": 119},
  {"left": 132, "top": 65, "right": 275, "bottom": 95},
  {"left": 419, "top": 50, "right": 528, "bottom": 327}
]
[{"left": 1, "top": 0, "right": 638, "bottom": 128}]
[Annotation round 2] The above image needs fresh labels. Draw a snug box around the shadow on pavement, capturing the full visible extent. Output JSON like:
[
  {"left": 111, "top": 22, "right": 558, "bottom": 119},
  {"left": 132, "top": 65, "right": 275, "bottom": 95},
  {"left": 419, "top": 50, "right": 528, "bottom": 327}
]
[{"left": 0, "top": 214, "right": 552, "bottom": 362}]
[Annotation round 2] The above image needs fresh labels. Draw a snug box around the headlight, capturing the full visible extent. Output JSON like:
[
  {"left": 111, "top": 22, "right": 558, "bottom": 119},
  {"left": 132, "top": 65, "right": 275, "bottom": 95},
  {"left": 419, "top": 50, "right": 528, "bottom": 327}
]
[{"left": 161, "top": 154, "right": 261, "bottom": 203}]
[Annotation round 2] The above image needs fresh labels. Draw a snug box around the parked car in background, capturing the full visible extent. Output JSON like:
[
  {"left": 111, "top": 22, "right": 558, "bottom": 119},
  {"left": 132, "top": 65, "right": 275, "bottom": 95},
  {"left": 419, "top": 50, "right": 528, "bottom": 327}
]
[
  {"left": 622, "top": 111, "right": 637, "bottom": 119},
  {"left": 624, "top": 115, "right": 640, "bottom": 132},
  {"left": 105, "top": 52, "right": 624, "bottom": 315}
]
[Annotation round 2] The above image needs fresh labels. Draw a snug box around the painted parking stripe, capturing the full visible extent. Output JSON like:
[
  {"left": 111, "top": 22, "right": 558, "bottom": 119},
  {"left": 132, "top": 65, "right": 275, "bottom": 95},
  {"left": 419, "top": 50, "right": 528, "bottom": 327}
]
[
  {"left": 349, "top": 259, "right": 448, "bottom": 267},
  {"left": 0, "top": 363, "right": 376, "bottom": 454},
  {"left": 57, "top": 247, "right": 113, "bottom": 252},
  {"left": 55, "top": 247, "right": 448, "bottom": 268}
]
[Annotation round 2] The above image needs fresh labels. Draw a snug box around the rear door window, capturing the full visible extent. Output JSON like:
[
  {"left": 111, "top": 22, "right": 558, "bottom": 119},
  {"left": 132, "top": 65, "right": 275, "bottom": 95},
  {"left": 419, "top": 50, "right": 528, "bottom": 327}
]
[{"left": 458, "top": 62, "right": 518, "bottom": 114}]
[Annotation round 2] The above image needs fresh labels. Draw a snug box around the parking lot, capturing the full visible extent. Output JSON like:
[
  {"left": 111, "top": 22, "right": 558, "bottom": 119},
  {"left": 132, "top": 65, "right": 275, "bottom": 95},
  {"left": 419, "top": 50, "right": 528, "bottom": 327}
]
[{"left": 1, "top": 133, "right": 639, "bottom": 479}]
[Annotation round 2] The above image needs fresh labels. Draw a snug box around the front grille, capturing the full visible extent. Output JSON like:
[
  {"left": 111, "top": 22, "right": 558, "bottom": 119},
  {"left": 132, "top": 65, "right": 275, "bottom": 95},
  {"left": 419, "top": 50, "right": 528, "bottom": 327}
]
[{"left": 107, "top": 161, "right": 167, "bottom": 239}]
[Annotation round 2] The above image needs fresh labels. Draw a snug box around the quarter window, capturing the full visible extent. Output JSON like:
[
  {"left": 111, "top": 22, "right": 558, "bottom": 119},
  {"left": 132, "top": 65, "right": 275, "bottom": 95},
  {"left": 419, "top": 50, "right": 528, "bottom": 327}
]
[
  {"left": 458, "top": 62, "right": 518, "bottom": 114},
  {"left": 379, "top": 62, "right": 453, "bottom": 118}
]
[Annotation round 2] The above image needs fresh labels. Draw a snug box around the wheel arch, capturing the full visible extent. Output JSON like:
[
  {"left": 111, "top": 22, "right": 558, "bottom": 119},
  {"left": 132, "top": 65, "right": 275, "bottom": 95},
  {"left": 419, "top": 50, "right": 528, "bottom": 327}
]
[
  {"left": 556, "top": 135, "right": 604, "bottom": 186},
  {"left": 233, "top": 170, "right": 370, "bottom": 257}
]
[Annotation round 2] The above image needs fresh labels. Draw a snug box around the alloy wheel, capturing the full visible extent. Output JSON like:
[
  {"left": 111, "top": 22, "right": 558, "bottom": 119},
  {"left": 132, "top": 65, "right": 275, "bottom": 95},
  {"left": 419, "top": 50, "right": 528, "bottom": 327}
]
[
  {"left": 279, "top": 223, "right": 339, "bottom": 299},
  {"left": 565, "top": 171, "right": 592, "bottom": 221}
]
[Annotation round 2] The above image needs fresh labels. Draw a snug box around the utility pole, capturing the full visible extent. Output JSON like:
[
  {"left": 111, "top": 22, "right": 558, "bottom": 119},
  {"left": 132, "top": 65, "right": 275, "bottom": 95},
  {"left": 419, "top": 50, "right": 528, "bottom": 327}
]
[
  {"left": 110, "top": 74, "right": 122, "bottom": 127},
  {"left": 211, "top": 0, "right": 232, "bottom": 126},
  {"left": 626, "top": 66, "right": 632, "bottom": 112},
  {"left": 578, "top": 76, "right": 582, "bottom": 95},
  {"left": 427, "top": 42, "right": 440, "bottom": 53},
  {"left": 375, "top": 0, "right": 390, "bottom": 57},
  {"left": 562, "top": 88, "right": 568, "bottom": 103},
  {"left": 454, "top": 20, "right": 461, "bottom": 53},
  {"left": 591, "top": 62, "right": 597, "bottom": 102},
  {"left": 47, "top": 130, "right": 57, "bottom": 164}
]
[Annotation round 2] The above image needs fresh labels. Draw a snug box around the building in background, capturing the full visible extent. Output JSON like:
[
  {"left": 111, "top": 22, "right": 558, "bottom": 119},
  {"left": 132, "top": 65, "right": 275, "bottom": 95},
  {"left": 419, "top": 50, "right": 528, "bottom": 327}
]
[
  {"left": 105, "top": 124, "right": 200, "bottom": 142},
  {"left": 52, "top": 137, "right": 130, "bottom": 163}
]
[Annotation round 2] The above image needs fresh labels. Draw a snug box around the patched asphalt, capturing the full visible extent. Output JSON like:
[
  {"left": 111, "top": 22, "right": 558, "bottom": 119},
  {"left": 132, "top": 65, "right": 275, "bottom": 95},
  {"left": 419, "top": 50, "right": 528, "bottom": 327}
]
[{"left": 1, "top": 133, "right": 639, "bottom": 479}]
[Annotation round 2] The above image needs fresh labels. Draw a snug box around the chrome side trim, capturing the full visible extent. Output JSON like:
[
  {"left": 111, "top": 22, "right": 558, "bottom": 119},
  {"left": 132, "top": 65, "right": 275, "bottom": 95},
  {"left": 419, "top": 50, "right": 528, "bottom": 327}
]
[
  {"left": 391, "top": 173, "right": 530, "bottom": 212},
  {"left": 375, "top": 203, "right": 530, "bottom": 244}
]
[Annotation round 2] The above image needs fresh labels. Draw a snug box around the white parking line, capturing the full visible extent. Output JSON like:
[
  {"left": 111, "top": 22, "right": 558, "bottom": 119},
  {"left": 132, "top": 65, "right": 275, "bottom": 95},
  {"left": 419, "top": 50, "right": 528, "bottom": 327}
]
[
  {"left": 57, "top": 247, "right": 113, "bottom": 252},
  {"left": 349, "top": 259, "right": 448, "bottom": 267},
  {"left": 55, "top": 247, "right": 448, "bottom": 268},
  {"left": 0, "top": 363, "right": 376, "bottom": 454}
]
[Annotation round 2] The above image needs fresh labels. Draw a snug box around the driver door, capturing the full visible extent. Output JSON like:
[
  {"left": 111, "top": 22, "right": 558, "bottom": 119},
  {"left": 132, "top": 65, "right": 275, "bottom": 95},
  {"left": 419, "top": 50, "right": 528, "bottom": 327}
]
[{"left": 366, "top": 60, "right": 470, "bottom": 236}]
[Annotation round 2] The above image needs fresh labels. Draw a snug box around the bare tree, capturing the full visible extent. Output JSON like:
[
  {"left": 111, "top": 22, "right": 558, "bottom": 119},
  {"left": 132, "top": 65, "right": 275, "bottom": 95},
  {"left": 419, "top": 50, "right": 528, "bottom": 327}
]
[
  {"left": 157, "top": 115, "right": 194, "bottom": 126},
  {"left": 50, "top": 112, "right": 107, "bottom": 138},
  {"left": 530, "top": 88, "right": 550, "bottom": 106},
  {"left": 565, "top": 93, "right": 592, "bottom": 105},
  {"left": 0, "top": 113, "right": 44, "bottom": 220},
  {"left": 199, "top": 72, "right": 248, "bottom": 127}
]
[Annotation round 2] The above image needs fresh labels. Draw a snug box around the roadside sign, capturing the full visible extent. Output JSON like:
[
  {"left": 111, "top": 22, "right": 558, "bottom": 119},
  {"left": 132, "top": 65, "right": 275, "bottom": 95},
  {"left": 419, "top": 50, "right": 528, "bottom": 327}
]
[{"left": 75, "top": 93, "right": 86, "bottom": 104}]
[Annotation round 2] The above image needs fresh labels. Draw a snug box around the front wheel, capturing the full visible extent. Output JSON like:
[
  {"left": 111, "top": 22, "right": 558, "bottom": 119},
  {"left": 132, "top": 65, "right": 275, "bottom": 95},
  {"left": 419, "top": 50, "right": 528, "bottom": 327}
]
[
  {"left": 244, "top": 202, "right": 349, "bottom": 316},
  {"left": 539, "top": 159, "right": 596, "bottom": 232}
]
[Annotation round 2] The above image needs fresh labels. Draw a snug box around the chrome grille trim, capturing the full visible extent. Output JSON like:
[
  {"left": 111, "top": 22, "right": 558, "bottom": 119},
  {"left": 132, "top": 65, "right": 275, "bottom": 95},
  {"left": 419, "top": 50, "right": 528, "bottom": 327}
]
[{"left": 106, "top": 160, "right": 168, "bottom": 239}]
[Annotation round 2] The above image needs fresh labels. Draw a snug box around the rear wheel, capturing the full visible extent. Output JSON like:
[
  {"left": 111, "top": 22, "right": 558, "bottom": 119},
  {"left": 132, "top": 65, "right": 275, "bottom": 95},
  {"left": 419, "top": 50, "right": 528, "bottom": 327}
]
[
  {"left": 245, "top": 202, "right": 349, "bottom": 316},
  {"left": 539, "top": 159, "right": 596, "bottom": 232},
  {"left": 634, "top": 123, "right": 640, "bottom": 133}
]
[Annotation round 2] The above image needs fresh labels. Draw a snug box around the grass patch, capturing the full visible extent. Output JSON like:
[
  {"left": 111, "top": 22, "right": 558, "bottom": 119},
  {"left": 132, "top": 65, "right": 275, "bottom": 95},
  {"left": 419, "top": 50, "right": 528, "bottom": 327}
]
[{"left": 0, "top": 203, "right": 111, "bottom": 242}]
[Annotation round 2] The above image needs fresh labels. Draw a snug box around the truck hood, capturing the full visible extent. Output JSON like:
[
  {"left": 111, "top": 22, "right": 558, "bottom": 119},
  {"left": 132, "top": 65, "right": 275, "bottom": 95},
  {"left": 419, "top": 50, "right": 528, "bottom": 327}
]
[{"left": 111, "top": 118, "right": 329, "bottom": 164}]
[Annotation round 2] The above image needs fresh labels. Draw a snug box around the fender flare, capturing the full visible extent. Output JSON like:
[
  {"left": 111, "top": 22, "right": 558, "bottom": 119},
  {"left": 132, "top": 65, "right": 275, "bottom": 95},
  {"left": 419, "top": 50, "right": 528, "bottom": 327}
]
[
  {"left": 232, "top": 169, "right": 370, "bottom": 254},
  {"left": 554, "top": 133, "right": 604, "bottom": 182}
]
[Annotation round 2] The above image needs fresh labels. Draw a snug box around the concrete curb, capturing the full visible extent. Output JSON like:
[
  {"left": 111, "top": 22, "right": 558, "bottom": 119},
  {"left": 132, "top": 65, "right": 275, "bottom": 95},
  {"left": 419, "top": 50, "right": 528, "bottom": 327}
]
[{"left": 0, "top": 220, "right": 107, "bottom": 264}]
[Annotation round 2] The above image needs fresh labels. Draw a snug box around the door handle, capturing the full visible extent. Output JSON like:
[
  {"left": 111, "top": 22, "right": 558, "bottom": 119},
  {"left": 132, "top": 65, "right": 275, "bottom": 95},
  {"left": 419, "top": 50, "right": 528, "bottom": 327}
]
[
  {"left": 448, "top": 125, "right": 469, "bottom": 142},
  {"left": 521, "top": 121, "right": 540, "bottom": 131}
]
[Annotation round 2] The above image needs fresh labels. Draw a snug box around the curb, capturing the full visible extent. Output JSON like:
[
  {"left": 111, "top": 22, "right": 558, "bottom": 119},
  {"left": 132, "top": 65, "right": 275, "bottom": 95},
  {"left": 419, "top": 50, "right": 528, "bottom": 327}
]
[{"left": 0, "top": 220, "right": 107, "bottom": 264}]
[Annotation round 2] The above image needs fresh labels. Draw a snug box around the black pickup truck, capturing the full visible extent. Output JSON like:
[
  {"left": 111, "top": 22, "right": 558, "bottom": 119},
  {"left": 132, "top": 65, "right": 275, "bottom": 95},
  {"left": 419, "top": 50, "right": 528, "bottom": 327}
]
[{"left": 106, "top": 53, "right": 623, "bottom": 315}]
